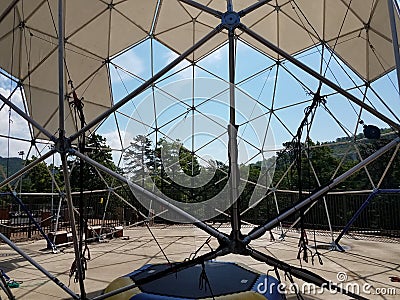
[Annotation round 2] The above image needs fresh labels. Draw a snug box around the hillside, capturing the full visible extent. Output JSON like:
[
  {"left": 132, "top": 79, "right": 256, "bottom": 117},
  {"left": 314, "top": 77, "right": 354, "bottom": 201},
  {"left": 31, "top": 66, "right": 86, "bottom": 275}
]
[{"left": 0, "top": 156, "right": 23, "bottom": 181}]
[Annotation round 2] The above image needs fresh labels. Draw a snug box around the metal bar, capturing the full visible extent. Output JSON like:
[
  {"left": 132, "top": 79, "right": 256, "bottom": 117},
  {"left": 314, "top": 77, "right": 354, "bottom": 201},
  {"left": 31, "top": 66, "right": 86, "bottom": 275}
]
[
  {"left": 247, "top": 247, "right": 367, "bottom": 299},
  {"left": 0, "top": 93, "right": 56, "bottom": 142},
  {"left": 58, "top": 0, "right": 65, "bottom": 138},
  {"left": 0, "top": 233, "right": 80, "bottom": 300},
  {"left": 179, "top": 0, "right": 222, "bottom": 18},
  {"left": 396, "top": 0, "right": 400, "bottom": 16},
  {"left": 99, "top": 190, "right": 111, "bottom": 236},
  {"left": 0, "top": 0, "right": 19, "bottom": 24},
  {"left": 227, "top": 0, "right": 233, "bottom": 12},
  {"left": 53, "top": 195, "right": 63, "bottom": 240},
  {"left": 238, "top": 0, "right": 273, "bottom": 17},
  {"left": 239, "top": 24, "right": 400, "bottom": 132},
  {"left": 243, "top": 137, "right": 400, "bottom": 244},
  {"left": 9, "top": 192, "right": 56, "bottom": 251},
  {"left": 71, "top": 149, "right": 230, "bottom": 244},
  {"left": 61, "top": 154, "right": 86, "bottom": 298},
  {"left": 91, "top": 248, "right": 229, "bottom": 300},
  {"left": 335, "top": 189, "right": 400, "bottom": 246},
  {"left": 387, "top": 0, "right": 400, "bottom": 93},
  {"left": 0, "top": 269, "right": 15, "bottom": 300},
  {"left": 69, "top": 24, "right": 224, "bottom": 142},
  {"left": 0, "top": 149, "right": 56, "bottom": 190},
  {"left": 228, "top": 28, "right": 241, "bottom": 240}
]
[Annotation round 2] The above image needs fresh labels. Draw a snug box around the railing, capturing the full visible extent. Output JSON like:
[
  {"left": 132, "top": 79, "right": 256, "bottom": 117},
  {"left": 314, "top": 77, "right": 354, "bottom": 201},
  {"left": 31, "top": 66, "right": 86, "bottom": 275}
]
[
  {"left": 0, "top": 193, "right": 126, "bottom": 241},
  {"left": 1, "top": 190, "right": 399, "bottom": 241},
  {"left": 239, "top": 191, "right": 400, "bottom": 237}
]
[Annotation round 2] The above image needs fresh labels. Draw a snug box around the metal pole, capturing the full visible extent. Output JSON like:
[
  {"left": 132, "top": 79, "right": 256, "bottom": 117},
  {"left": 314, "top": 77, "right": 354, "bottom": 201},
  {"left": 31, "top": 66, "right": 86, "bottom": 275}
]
[
  {"left": 0, "top": 233, "right": 80, "bottom": 300},
  {"left": 239, "top": 24, "right": 400, "bottom": 132},
  {"left": 57, "top": 0, "right": 85, "bottom": 296},
  {"left": 51, "top": 153, "right": 55, "bottom": 224},
  {"left": 69, "top": 25, "right": 224, "bottom": 143},
  {"left": 99, "top": 190, "right": 111, "bottom": 236},
  {"left": 228, "top": 27, "right": 241, "bottom": 240},
  {"left": 58, "top": 0, "right": 65, "bottom": 138},
  {"left": 71, "top": 149, "right": 230, "bottom": 244},
  {"left": 53, "top": 194, "right": 63, "bottom": 241},
  {"left": 179, "top": 0, "right": 222, "bottom": 18},
  {"left": 243, "top": 137, "right": 400, "bottom": 244},
  {"left": 387, "top": 0, "right": 400, "bottom": 93},
  {"left": 0, "top": 0, "right": 20, "bottom": 24},
  {"left": 61, "top": 154, "right": 86, "bottom": 298}
]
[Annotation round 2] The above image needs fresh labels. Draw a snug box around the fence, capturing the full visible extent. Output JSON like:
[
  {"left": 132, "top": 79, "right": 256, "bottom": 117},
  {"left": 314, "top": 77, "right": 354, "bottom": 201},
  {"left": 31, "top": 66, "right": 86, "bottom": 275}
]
[
  {"left": 0, "top": 192, "right": 129, "bottom": 242},
  {"left": 239, "top": 191, "right": 400, "bottom": 237},
  {"left": 1, "top": 190, "right": 399, "bottom": 241}
]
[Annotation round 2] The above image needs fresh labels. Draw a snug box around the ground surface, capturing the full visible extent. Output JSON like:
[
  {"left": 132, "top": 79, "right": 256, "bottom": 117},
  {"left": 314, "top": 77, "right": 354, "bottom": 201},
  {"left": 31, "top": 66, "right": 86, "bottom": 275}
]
[{"left": 0, "top": 225, "right": 399, "bottom": 299}]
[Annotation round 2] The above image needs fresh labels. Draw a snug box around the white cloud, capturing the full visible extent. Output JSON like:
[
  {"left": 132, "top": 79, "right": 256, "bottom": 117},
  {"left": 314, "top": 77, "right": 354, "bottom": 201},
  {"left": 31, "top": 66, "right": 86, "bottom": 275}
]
[
  {"left": 164, "top": 51, "right": 198, "bottom": 79},
  {"left": 111, "top": 51, "right": 146, "bottom": 83},
  {"left": 204, "top": 46, "right": 224, "bottom": 63}
]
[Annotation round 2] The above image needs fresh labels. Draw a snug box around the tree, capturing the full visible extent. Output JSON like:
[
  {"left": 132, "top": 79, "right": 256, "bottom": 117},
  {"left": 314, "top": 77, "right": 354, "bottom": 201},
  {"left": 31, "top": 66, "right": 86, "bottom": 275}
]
[
  {"left": 69, "top": 134, "right": 118, "bottom": 191},
  {"left": 123, "top": 135, "right": 154, "bottom": 186},
  {"left": 22, "top": 156, "right": 61, "bottom": 193}
]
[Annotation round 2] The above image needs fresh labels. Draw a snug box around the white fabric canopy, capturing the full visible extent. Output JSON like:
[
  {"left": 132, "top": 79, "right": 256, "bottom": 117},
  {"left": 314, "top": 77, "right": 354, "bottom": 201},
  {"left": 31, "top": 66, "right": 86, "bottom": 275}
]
[{"left": 0, "top": 0, "right": 399, "bottom": 139}]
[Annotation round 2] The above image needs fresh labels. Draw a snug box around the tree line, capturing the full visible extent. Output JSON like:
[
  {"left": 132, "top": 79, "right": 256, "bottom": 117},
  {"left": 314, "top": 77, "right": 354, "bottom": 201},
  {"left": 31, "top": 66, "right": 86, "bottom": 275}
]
[{"left": 1, "top": 131, "right": 399, "bottom": 206}]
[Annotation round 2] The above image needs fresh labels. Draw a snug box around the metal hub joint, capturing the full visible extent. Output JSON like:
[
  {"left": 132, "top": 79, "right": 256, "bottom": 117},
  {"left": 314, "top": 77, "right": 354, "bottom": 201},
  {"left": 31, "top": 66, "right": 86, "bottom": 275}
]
[
  {"left": 222, "top": 11, "right": 240, "bottom": 29},
  {"left": 54, "top": 136, "right": 72, "bottom": 154}
]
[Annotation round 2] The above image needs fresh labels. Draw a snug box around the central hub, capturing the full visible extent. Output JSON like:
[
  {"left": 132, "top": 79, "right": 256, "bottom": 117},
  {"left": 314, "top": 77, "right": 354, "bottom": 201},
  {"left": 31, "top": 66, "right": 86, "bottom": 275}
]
[{"left": 222, "top": 11, "right": 240, "bottom": 29}]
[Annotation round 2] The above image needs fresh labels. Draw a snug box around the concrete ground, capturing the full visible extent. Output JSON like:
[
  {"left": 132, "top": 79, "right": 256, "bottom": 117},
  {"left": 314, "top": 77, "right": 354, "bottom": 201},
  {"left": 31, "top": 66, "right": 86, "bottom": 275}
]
[{"left": 0, "top": 225, "right": 399, "bottom": 300}]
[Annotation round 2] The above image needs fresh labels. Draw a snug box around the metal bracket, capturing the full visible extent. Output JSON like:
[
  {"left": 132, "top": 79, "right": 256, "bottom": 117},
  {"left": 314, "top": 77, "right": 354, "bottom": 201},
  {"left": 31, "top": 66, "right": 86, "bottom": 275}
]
[
  {"left": 222, "top": 12, "right": 240, "bottom": 30},
  {"left": 54, "top": 136, "right": 72, "bottom": 154}
]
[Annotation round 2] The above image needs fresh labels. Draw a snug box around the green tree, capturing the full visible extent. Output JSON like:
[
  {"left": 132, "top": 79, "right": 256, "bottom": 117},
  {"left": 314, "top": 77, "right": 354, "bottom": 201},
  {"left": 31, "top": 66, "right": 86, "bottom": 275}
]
[
  {"left": 69, "top": 134, "right": 118, "bottom": 191},
  {"left": 22, "top": 156, "right": 61, "bottom": 193},
  {"left": 123, "top": 135, "right": 154, "bottom": 186}
]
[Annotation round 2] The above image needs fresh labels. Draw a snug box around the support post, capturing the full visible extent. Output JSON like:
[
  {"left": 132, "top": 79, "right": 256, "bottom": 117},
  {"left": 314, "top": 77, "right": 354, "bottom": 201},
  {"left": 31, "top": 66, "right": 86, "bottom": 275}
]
[
  {"left": 227, "top": 27, "right": 241, "bottom": 241},
  {"left": 61, "top": 154, "right": 86, "bottom": 298}
]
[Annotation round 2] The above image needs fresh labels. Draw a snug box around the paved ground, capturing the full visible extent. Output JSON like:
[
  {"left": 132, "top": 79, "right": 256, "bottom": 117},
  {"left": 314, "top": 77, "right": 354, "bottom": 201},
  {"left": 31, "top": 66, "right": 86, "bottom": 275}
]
[{"left": 0, "top": 225, "right": 399, "bottom": 299}]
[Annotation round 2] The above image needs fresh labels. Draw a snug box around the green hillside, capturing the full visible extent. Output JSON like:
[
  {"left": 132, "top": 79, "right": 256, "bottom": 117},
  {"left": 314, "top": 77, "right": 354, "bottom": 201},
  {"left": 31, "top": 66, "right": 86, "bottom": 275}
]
[{"left": 0, "top": 156, "right": 23, "bottom": 181}]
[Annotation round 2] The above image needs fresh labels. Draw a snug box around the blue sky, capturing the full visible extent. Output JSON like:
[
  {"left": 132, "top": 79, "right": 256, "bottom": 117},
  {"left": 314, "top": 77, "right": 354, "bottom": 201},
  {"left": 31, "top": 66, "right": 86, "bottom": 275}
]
[{"left": 98, "top": 36, "right": 400, "bottom": 166}]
